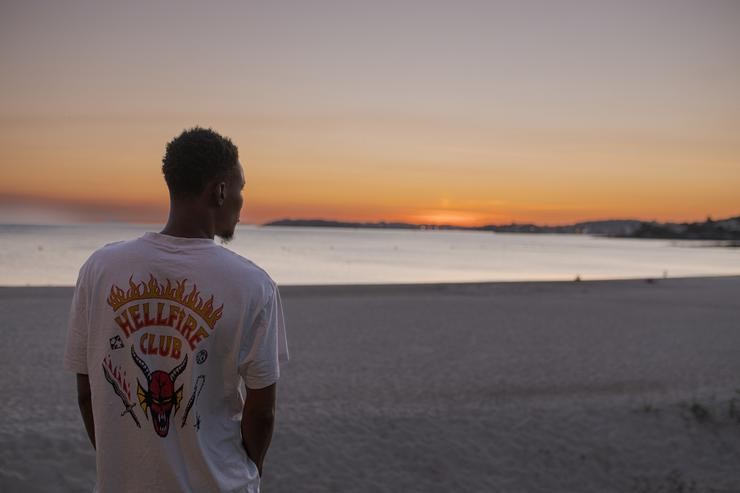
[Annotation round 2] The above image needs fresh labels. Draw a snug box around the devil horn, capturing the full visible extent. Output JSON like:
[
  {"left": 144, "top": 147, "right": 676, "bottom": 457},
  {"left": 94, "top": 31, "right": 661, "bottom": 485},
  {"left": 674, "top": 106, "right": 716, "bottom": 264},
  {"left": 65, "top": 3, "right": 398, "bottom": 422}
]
[
  {"left": 131, "top": 346, "right": 151, "bottom": 381},
  {"left": 169, "top": 354, "right": 188, "bottom": 381}
]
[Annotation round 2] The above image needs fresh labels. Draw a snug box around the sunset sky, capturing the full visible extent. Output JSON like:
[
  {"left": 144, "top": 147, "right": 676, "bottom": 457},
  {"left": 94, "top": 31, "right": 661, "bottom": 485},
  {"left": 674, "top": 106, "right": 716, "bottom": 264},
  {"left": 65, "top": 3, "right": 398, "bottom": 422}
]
[{"left": 1, "top": 0, "right": 738, "bottom": 226}]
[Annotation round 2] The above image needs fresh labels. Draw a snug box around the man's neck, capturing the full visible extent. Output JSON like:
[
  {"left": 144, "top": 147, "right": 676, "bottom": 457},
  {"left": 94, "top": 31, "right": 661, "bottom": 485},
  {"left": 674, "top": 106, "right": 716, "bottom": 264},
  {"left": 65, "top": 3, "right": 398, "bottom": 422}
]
[{"left": 160, "top": 206, "right": 215, "bottom": 239}]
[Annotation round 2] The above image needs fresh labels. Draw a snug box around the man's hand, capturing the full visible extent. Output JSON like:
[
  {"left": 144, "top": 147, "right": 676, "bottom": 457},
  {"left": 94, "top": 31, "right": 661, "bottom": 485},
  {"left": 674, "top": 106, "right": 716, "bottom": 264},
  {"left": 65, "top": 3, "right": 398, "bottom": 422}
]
[
  {"left": 76, "top": 373, "right": 96, "bottom": 449},
  {"left": 241, "top": 383, "right": 277, "bottom": 477}
]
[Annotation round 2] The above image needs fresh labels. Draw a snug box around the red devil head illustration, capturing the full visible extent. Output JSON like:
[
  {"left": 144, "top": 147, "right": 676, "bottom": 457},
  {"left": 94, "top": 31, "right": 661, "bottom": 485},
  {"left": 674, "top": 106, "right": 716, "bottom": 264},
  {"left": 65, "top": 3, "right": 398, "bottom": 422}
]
[{"left": 132, "top": 346, "right": 187, "bottom": 437}]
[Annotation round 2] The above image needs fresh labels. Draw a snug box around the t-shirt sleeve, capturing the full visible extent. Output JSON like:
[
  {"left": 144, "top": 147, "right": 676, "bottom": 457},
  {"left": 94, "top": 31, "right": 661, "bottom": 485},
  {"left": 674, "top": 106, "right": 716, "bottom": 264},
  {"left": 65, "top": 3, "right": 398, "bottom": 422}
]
[
  {"left": 64, "top": 260, "right": 91, "bottom": 374},
  {"left": 238, "top": 283, "right": 289, "bottom": 390}
]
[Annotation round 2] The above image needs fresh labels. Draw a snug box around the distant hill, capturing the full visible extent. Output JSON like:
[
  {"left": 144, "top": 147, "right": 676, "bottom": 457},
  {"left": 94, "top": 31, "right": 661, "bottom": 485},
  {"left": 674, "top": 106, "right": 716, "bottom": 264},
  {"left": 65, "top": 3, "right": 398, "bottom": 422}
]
[
  {"left": 263, "top": 218, "right": 643, "bottom": 234},
  {"left": 625, "top": 216, "right": 740, "bottom": 240},
  {"left": 478, "top": 219, "right": 644, "bottom": 236},
  {"left": 264, "top": 215, "right": 740, "bottom": 240},
  {"left": 266, "top": 219, "right": 422, "bottom": 230}
]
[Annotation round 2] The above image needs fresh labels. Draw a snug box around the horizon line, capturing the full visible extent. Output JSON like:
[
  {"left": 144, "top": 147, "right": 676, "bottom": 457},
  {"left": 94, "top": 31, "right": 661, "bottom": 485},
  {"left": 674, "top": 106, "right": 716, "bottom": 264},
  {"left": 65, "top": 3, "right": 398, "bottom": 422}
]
[{"left": 1, "top": 213, "right": 736, "bottom": 230}]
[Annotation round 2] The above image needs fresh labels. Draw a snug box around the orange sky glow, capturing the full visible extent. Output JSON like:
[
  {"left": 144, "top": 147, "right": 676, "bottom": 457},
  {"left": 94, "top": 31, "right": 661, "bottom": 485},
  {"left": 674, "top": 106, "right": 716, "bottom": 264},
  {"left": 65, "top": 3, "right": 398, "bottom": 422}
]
[{"left": 1, "top": 1, "right": 738, "bottom": 226}]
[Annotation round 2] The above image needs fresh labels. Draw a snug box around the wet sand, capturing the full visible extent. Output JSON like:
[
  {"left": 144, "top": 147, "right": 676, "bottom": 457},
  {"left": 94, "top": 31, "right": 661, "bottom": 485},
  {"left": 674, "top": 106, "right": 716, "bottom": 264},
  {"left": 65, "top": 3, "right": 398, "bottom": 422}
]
[{"left": 1, "top": 276, "right": 740, "bottom": 492}]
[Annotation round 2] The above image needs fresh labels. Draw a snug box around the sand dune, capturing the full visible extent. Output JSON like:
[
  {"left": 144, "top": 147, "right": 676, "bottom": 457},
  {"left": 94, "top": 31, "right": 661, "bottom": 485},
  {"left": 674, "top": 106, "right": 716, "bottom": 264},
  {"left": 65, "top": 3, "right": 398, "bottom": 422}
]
[{"left": 1, "top": 276, "right": 739, "bottom": 492}]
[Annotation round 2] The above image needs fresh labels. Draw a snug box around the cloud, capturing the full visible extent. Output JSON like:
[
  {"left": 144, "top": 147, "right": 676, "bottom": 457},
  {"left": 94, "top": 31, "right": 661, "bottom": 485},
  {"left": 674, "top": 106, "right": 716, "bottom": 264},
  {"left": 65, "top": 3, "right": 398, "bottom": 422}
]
[{"left": 0, "top": 193, "right": 166, "bottom": 224}]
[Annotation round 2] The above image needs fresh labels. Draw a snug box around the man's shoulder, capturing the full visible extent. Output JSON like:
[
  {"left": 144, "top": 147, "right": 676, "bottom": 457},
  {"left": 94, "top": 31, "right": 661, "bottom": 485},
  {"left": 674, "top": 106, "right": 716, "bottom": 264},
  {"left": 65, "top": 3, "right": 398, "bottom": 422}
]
[
  {"left": 72, "top": 238, "right": 141, "bottom": 290},
  {"left": 83, "top": 237, "right": 140, "bottom": 266},
  {"left": 212, "top": 245, "right": 277, "bottom": 290}
]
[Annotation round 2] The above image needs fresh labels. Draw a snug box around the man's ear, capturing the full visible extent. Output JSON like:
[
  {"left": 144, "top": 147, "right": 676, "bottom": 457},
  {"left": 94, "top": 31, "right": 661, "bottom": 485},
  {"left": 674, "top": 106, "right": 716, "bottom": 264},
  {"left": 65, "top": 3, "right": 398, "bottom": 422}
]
[{"left": 216, "top": 182, "right": 226, "bottom": 206}]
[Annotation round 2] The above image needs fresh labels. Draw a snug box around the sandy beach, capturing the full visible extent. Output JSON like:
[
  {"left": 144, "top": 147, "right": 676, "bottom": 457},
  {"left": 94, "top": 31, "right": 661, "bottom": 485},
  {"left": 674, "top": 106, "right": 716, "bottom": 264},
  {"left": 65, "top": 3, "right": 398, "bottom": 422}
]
[{"left": 1, "top": 276, "right": 740, "bottom": 492}]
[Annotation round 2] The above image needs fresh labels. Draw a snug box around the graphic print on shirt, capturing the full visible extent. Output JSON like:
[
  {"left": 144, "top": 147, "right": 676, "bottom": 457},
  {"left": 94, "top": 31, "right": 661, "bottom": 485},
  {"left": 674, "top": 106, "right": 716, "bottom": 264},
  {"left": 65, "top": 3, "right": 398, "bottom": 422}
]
[
  {"left": 132, "top": 346, "right": 186, "bottom": 437},
  {"left": 181, "top": 374, "right": 206, "bottom": 429},
  {"left": 102, "top": 274, "right": 223, "bottom": 437},
  {"left": 102, "top": 354, "right": 140, "bottom": 428}
]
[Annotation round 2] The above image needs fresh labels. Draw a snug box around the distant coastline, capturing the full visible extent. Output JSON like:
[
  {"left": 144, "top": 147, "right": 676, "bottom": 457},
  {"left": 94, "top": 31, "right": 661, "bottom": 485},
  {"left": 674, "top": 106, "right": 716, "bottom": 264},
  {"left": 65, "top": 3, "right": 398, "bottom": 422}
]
[{"left": 264, "top": 215, "right": 740, "bottom": 243}]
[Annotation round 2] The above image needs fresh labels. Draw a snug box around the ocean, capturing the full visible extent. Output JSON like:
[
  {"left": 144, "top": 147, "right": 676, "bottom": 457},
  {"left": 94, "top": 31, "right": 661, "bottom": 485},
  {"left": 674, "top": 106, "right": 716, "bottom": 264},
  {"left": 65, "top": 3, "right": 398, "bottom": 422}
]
[{"left": 1, "top": 223, "right": 738, "bottom": 286}]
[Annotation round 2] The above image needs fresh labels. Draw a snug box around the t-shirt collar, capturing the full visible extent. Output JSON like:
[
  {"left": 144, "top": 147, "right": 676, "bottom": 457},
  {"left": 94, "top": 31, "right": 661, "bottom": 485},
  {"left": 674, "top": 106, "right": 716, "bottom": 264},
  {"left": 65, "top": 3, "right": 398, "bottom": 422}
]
[{"left": 141, "top": 231, "right": 216, "bottom": 249}]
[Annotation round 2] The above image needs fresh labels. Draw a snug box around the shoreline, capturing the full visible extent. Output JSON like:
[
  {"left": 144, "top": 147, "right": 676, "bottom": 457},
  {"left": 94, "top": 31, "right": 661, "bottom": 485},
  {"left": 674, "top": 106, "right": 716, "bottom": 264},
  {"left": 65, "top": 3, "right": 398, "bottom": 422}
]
[{"left": 3, "top": 273, "right": 740, "bottom": 295}]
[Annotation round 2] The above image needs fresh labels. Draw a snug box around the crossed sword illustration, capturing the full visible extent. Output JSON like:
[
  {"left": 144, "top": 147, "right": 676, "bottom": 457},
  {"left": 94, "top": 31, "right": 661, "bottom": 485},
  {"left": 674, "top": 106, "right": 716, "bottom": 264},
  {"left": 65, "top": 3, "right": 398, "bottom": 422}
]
[{"left": 102, "top": 362, "right": 141, "bottom": 428}]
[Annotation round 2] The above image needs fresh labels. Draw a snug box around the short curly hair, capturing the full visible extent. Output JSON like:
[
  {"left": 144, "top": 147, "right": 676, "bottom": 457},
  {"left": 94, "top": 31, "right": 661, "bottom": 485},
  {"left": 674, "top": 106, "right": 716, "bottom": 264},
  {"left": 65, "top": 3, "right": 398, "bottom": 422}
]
[{"left": 161, "top": 127, "right": 239, "bottom": 199}]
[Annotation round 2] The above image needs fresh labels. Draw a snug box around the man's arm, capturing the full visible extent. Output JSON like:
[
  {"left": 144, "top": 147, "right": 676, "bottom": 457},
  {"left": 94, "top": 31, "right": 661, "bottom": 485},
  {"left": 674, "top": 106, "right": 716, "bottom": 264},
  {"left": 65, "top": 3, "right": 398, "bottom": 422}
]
[
  {"left": 241, "top": 383, "right": 276, "bottom": 476},
  {"left": 76, "top": 373, "right": 96, "bottom": 450}
]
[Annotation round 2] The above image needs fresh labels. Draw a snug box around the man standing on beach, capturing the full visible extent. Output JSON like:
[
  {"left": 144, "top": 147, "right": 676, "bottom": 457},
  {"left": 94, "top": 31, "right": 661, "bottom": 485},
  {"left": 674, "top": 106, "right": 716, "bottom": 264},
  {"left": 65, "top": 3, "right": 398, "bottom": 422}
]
[{"left": 64, "top": 127, "right": 288, "bottom": 492}]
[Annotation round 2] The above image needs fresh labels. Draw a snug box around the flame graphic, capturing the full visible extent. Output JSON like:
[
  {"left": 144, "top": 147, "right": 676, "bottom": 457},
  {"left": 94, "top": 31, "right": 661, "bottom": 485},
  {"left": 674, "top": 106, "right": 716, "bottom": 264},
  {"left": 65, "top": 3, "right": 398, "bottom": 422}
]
[{"left": 106, "top": 273, "right": 224, "bottom": 329}]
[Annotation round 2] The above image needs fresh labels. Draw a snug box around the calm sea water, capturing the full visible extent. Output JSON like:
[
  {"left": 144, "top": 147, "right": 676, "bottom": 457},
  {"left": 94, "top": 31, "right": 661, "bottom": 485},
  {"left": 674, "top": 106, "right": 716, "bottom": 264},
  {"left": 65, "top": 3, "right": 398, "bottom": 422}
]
[{"left": 0, "top": 223, "right": 738, "bottom": 286}]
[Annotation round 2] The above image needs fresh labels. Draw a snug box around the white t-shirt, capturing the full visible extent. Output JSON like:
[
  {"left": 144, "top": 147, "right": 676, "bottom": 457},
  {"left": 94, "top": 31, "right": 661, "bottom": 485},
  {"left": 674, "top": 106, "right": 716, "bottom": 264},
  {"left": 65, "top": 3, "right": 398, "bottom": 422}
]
[{"left": 64, "top": 232, "right": 289, "bottom": 493}]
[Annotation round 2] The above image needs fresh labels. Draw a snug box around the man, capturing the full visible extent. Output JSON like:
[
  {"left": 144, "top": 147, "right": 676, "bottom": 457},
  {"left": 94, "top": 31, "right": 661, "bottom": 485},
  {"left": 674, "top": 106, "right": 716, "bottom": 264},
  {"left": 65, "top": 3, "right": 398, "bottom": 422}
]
[{"left": 64, "top": 127, "right": 289, "bottom": 492}]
